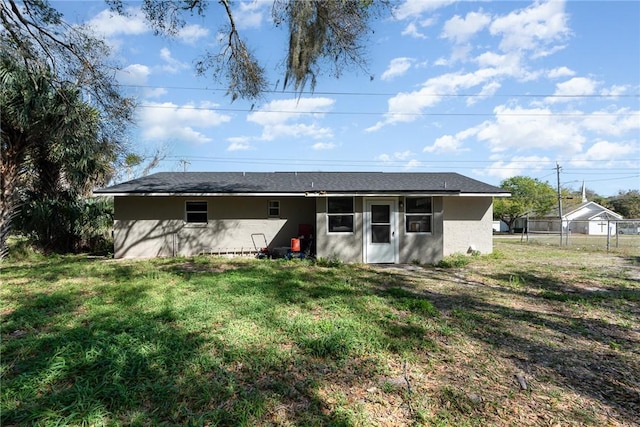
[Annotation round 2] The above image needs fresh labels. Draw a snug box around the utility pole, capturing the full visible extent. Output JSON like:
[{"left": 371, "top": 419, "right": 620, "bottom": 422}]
[
  {"left": 556, "top": 163, "right": 563, "bottom": 246},
  {"left": 179, "top": 159, "right": 191, "bottom": 172}
]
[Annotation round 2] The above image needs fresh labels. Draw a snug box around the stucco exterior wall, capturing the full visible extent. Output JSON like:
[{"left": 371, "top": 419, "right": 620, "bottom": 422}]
[
  {"left": 314, "top": 196, "right": 444, "bottom": 264},
  {"left": 315, "top": 197, "right": 364, "bottom": 263},
  {"left": 398, "top": 197, "right": 444, "bottom": 264},
  {"left": 113, "top": 194, "right": 493, "bottom": 262},
  {"left": 442, "top": 197, "right": 494, "bottom": 256},
  {"left": 113, "top": 196, "right": 315, "bottom": 258}
]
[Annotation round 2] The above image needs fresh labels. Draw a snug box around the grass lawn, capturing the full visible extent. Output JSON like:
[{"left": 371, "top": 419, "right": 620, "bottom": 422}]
[{"left": 1, "top": 242, "right": 639, "bottom": 426}]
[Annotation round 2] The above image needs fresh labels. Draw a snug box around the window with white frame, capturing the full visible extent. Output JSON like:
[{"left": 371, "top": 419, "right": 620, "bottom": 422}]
[
  {"left": 405, "top": 197, "right": 432, "bottom": 233},
  {"left": 327, "top": 197, "right": 354, "bottom": 233},
  {"left": 268, "top": 200, "right": 280, "bottom": 217},
  {"left": 185, "top": 201, "right": 208, "bottom": 224}
]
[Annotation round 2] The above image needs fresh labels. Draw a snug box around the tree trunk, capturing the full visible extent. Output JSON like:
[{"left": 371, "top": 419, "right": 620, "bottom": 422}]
[{"left": 0, "top": 130, "right": 28, "bottom": 260}]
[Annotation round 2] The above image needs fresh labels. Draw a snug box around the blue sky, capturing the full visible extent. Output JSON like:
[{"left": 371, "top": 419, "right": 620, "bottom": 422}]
[{"left": 56, "top": 0, "right": 639, "bottom": 196}]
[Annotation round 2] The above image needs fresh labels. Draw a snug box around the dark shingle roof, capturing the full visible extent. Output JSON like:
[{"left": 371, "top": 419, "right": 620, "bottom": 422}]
[{"left": 95, "top": 172, "right": 509, "bottom": 195}]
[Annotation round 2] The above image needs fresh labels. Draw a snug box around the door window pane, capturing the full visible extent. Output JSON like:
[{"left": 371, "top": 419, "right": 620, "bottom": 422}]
[
  {"left": 371, "top": 204, "right": 390, "bottom": 223},
  {"left": 372, "top": 225, "right": 390, "bottom": 243}
]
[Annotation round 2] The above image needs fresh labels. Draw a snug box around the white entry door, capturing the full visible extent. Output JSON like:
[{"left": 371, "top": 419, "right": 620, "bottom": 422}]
[{"left": 365, "top": 200, "right": 397, "bottom": 263}]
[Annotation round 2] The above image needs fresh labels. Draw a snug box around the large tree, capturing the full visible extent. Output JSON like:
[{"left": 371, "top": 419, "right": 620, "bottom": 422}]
[
  {"left": 1, "top": 0, "right": 134, "bottom": 257},
  {"left": 0, "top": 0, "right": 389, "bottom": 257},
  {"left": 1, "top": 55, "right": 119, "bottom": 254},
  {"left": 494, "top": 176, "right": 557, "bottom": 233},
  {"left": 107, "top": 0, "right": 389, "bottom": 99},
  {"left": 606, "top": 190, "right": 640, "bottom": 219}
]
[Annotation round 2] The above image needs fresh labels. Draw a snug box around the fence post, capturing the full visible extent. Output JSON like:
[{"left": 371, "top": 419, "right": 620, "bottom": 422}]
[{"left": 606, "top": 220, "right": 610, "bottom": 252}]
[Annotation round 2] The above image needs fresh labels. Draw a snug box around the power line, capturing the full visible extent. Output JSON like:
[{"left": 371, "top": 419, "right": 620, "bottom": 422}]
[
  {"left": 163, "top": 155, "right": 639, "bottom": 165},
  {"left": 563, "top": 175, "right": 640, "bottom": 184},
  {"left": 158, "top": 156, "right": 639, "bottom": 173},
  {"left": 117, "top": 84, "right": 640, "bottom": 99},
  {"left": 134, "top": 103, "right": 639, "bottom": 117}
]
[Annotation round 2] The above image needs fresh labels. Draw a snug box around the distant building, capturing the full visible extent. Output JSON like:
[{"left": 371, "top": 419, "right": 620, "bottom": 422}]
[
  {"left": 562, "top": 201, "right": 623, "bottom": 235},
  {"left": 527, "top": 201, "right": 623, "bottom": 236}
]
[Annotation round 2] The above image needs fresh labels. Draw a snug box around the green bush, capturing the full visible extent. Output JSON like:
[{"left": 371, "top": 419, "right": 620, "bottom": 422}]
[{"left": 15, "top": 194, "right": 113, "bottom": 255}]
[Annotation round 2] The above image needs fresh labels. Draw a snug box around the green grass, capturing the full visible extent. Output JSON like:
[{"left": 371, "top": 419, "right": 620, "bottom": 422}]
[{"left": 2, "top": 242, "right": 639, "bottom": 426}]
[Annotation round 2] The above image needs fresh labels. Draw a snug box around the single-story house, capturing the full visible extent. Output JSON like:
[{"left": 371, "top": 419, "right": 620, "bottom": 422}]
[
  {"left": 94, "top": 172, "right": 510, "bottom": 264},
  {"left": 528, "top": 201, "right": 623, "bottom": 236}
]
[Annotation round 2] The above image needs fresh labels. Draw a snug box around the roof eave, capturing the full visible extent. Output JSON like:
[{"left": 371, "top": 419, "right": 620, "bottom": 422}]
[
  {"left": 93, "top": 191, "right": 307, "bottom": 197},
  {"left": 94, "top": 190, "right": 510, "bottom": 197}
]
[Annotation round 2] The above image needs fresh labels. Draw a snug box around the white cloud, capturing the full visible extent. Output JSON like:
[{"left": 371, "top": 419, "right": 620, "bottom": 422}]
[
  {"left": 144, "top": 88, "right": 168, "bottom": 98},
  {"left": 581, "top": 140, "right": 638, "bottom": 160},
  {"left": 428, "top": 103, "right": 639, "bottom": 170},
  {"left": 448, "top": 44, "right": 474, "bottom": 64},
  {"left": 235, "top": 1, "right": 265, "bottom": 29},
  {"left": 531, "top": 44, "right": 567, "bottom": 60},
  {"left": 489, "top": 0, "right": 570, "bottom": 54},
  {"left": 381, "top": 57, "right": 414, "bottom": 81},
  {"left": 227, "top": 137, "right": 253, "bottom": 151},
  {"left": 479, "top": 156, "right": 552, "bottom": 179},
  {"left": 368, "top": 69, "right": 511, "bottom": 131},
  {"left": 370, "top": 2, "right": 586, "bottom": 135},
  {"left": 376, "top": 151, "right": 415, "bottom": 162},
  {"left": 87, "top": 8, "right": 148, "bottom": 37},
  {"left": 467, "top": 81, "right": 501, "bottom": 106},
  {"left": 441, "top": 11, "right": 491, "bottom": 44},
  {"left": 138, "top": 101, "right": 232, "bottom": 144},
  {"left": 546, "top": 77, "right": 597, "bottom": 103},
  {"left": 400, "top": 17, "right": 436, "bottom": 39},
  {"left": 177, "top": 24, "right": 209, "bottom": 44},
  {"left": 394, "top": 0, "right": 458, "bottom": 20},
  {"left": 401, "top": 22, "right": 427, "bottom": 39},
  {"left": 580, "top": 108, "right": 640, "bottom": 136},
  {"left": 547, "top": 66, "right": 575, "bottom": 79},
  {"left": 424, "top": 135, "right": 464, "bottom": 154},
  {"left": 404, "top": 159, "right": 422, "bottom": 170},
  {"left": 116, "top": 64, "right": 167, "bottom": 98},
  {"left": 424, "top": 128, "right": 475, "bottom": 154},
  {"left": 433, "top": 57, "right": 449, "bottom": 67},
  {"left": 117, "top": 64, "right": 150, "bottom": 86},
  {"left": 312, "top": 142, "right": 336, "bottom": 150},
  {"left": 247, "top": 97, "right": 335, "bottom": 141},
  {"left": 600, "top": 85, "right": 629, "bottom": 98},
  {"left": 474, "top": 51, "right": 520, "bottom": 70},
  {"left": 159, "top": 48, "right": 189, "bottom": 74},
  {"left": 420, "top": 17, "right": 437, "bottom": 28},
  {"left": 395, "top": 150, "right": 413, "bottom": 160},
  {"left": 474, "top": 105, "right": 586, "bottom": 153}
]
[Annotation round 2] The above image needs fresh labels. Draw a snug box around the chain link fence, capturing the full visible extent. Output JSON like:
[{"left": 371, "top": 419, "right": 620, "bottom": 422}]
[{"left": 518, "top": 219, "right": 640, "bottom": 252}]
